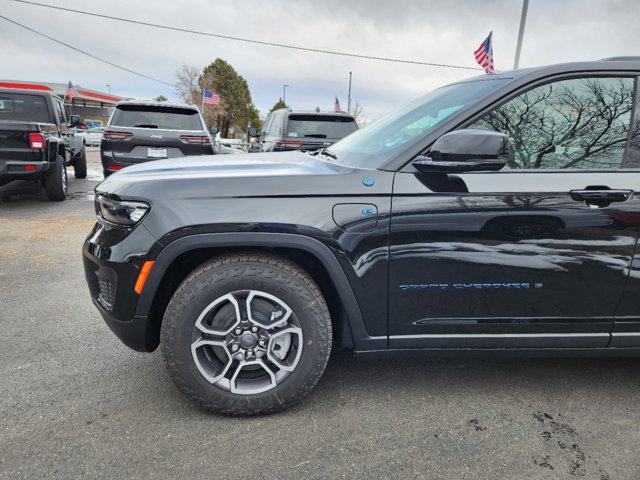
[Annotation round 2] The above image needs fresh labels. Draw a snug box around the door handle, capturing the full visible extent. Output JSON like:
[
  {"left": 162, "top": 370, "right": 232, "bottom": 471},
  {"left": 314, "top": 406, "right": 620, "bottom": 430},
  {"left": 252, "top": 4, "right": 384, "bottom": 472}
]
[{"left": 570, "top": 188, "right": 633, "bottom": 203}]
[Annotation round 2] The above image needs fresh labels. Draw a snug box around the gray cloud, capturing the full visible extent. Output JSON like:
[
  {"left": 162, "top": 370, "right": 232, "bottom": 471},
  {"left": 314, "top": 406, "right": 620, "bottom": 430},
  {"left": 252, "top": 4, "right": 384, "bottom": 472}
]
[{"left": 2, "top": 0, "right": 638, "bottom": 119}]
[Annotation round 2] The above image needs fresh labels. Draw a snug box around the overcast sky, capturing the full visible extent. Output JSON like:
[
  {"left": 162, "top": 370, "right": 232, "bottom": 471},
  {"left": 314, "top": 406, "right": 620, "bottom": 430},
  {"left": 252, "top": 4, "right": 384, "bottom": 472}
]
[{"left": 2, "top": 0, "right": 638, "bottom": 120}]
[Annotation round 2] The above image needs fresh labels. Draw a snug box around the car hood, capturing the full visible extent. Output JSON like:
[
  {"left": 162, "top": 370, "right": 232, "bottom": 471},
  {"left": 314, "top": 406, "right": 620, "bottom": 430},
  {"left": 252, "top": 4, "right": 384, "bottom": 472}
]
[{"left": 96, "top": 151, "right": 385, "bottom": 200}]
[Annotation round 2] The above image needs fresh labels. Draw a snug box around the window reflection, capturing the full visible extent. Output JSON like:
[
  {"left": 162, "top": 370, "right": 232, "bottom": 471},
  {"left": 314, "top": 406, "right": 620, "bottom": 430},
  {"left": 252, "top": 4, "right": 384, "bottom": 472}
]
[{"left": 470, "top": 77, "right": 634, "bottom": 170}]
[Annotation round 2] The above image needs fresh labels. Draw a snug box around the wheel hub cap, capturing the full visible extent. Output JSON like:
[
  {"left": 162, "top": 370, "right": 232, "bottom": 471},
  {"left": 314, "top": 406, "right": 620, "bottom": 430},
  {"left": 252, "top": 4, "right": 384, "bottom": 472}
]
[{"left": 239, "top": 332, "right": 257, "bottom": 349}]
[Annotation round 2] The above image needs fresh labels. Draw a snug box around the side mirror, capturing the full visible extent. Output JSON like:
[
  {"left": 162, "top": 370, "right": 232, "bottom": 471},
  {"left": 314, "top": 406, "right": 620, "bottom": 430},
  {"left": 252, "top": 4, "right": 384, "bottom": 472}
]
[
  {"left": 210, "top": 126, "right": 218, "bottom": 135},
  {"left": 413, "top": 129, "right": 509, "bottom": 173},
  {"left": 70, "top": 115, "right": 81, "bottom": 127},
  {"left": 247, "top": 127, "right": 257, "bottom": 137}
]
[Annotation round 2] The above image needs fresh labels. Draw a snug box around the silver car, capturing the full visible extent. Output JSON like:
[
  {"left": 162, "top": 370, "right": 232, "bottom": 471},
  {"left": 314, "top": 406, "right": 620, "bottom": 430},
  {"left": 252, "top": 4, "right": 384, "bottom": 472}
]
[{"left": 78, "top": 127, "right": 105, "bottom": 146}]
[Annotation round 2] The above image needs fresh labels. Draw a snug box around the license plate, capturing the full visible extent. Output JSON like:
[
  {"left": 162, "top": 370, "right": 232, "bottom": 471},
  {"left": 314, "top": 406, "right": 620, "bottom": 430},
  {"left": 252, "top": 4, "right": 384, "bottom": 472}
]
[{"left": 147, "top": 148, "right": 167, "bottom": 158}]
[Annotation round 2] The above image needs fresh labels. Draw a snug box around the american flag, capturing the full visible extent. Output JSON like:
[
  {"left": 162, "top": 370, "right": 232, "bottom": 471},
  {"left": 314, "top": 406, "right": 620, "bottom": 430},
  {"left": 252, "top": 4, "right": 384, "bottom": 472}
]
[
  {"left": 334, "top": 96, "right": 342, "bottom": 112},
  {"left": 474, "top": 31, "right": 495, "bottom": 74},
  {"left": 203, "top": 89, "right": 220, "bottom": 105},
  {"left": 66, "top": 81, "right": 78, "bottom": 99}
]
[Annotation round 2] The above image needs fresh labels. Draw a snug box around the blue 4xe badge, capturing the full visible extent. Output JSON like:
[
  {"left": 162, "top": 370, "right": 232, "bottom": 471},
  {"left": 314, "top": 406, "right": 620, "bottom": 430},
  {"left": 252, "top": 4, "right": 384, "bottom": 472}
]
[{"left": 362, "top": 176, "right": 375, "bottom": 187}]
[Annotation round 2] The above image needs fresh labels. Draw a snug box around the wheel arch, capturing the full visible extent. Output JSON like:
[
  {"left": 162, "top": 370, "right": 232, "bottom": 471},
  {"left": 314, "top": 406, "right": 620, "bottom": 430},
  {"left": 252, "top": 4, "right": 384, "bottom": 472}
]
[{"left": 136, "top": 233, "right": 382, "bottom": 352}]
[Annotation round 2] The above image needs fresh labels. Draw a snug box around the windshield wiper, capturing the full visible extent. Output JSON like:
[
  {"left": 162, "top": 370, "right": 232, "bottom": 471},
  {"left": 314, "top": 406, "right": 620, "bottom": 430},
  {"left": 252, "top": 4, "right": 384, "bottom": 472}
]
[
  {"left": 313, "top": 147, "right": 337, "bottom": 160},
  {"left": 135, "top": 124, "right": 159, "bottom": 128},
  {"left": 304, "top": 133, "right": 327, "bottom": 138}
]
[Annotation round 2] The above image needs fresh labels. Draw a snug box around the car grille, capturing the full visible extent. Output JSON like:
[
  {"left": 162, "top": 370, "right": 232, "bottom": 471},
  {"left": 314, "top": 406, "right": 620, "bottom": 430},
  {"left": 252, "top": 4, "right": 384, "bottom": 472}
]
[{"left": 97, "top": 278, "right": 115, "bottom": 311}]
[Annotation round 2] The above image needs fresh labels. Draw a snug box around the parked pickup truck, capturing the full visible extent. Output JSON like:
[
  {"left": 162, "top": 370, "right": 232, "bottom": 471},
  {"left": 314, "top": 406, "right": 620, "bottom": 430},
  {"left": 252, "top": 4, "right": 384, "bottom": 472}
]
[{"left": 0, "top": 88, "right": 87, "bottom": 201}]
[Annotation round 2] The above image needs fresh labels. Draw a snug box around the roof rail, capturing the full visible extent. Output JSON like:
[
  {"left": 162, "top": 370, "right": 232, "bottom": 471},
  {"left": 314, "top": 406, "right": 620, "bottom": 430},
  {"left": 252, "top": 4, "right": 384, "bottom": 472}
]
[{"left": 600, "top": 56, "right": 640, "bottom": 61}]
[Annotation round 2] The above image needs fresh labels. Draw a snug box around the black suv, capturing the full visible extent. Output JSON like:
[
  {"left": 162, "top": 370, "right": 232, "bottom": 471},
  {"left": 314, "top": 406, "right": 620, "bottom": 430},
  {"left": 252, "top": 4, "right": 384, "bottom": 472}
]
[
  {"left": 253, "top": 108, "right": 357, "bottom": 152},
  {"left": 101, "top": 101, "right": 214, "bottom": 177},
  {"left": 0, "top": 88, "right": 86, "bottom": 200},
  {"left": 83, "top": 58, "right": 640, "bottom": 415}
]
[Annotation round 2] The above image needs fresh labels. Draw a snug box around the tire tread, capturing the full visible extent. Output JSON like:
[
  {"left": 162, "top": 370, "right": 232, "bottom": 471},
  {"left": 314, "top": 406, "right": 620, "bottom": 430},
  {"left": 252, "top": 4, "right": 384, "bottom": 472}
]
[{"left": 161, "top": 252, "right": 332, "bottom": 416}]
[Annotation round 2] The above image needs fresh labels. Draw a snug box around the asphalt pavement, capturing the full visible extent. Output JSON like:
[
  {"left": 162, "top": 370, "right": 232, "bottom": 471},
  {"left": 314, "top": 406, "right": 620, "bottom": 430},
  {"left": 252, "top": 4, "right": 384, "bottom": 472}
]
[{"left": 1, "top": 151, "right": 640, "bottom": 479}]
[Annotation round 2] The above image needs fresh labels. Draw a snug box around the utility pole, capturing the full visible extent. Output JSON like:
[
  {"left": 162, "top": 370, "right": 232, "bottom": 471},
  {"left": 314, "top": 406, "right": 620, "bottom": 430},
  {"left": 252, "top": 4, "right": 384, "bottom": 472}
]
[
  {"left": 513, "top": 0, "right": 529, "bottom": 69},
  {"left": 283, "top": 84, "right": 289, "bottom": 104},
  {"left": 347, "top": 72, "right": 352, "bottom": 114}
]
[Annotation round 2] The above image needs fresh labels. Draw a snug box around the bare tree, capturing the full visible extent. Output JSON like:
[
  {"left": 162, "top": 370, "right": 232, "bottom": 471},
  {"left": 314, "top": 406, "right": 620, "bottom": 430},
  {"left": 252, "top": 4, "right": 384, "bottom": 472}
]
[
  {"left": 472, "top": 78, "right": 634, "bottom": 169},
  {"left": 350, "top": 99, "right": 366, "bottom": 127},
  {"left": 174, "top": 63, "right": 201, "bottom": 105}
]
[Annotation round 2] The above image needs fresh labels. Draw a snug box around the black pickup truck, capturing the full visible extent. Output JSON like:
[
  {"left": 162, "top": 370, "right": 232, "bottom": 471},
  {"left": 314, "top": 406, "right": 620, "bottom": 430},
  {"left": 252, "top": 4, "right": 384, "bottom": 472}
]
[{"left": 0, "top": 88, "right": 87, "bottom": 201}]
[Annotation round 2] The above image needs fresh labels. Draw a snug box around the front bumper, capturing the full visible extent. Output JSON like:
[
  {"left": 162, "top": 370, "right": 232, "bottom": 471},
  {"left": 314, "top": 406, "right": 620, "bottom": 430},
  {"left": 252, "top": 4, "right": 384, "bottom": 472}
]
[{"left": 82, "top": 221, "right": 160, "bottom": 352}]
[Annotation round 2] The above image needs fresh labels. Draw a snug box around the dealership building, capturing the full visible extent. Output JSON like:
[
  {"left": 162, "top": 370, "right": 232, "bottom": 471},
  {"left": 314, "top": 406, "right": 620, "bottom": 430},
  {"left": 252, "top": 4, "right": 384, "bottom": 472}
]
[{"left": 0, "top": 80, "right": 125, "bottom": 127}]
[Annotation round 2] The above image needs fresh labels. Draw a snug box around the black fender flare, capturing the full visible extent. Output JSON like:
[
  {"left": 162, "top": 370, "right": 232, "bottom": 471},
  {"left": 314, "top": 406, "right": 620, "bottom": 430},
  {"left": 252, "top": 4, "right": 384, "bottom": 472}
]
[
  {"left": 135, "top": 232, "right": 385, "bottom": 351},
  {"left": 46, "top": 137, "right": 65, "bottom": 162}
]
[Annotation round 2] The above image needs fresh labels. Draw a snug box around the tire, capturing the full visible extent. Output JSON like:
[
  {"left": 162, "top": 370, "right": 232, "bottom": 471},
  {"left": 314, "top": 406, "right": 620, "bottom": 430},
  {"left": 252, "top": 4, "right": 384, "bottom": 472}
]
[
  {"left": 42, "top": 155, "right": 67, "bottom": 201},
  {"left": 74, "top": 148, "right": 87, "bottom": 179},
  {"left": 161, "top": 252, "right": 332, "bottom": 416}
]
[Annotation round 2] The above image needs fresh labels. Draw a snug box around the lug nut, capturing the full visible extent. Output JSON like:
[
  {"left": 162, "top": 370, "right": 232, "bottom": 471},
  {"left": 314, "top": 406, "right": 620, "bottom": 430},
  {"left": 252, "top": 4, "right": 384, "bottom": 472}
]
[
  {"left": 258, "top": 338, "right": 266, "bottom": 348},
  {"left": 251, "top": 326, "right": 259, "bottom": 333},
  {"left": 246, "top": 349, "right": 254, "bottom": 359},
  {"left": 231, "top": 343, "right": 240, "bottom": 352},
  {"left": 234, "top": 328, "right": 242, "bottom": 336}
]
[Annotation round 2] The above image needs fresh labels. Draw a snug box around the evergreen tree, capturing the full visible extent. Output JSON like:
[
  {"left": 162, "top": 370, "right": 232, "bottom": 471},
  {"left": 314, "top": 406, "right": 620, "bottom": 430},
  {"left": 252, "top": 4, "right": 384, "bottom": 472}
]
[
  {"left": 199, "top": 58, "right": 261, "bottom": 137},
  {"left": 269, "top": 98, "right": 288, "bottom": 113}
]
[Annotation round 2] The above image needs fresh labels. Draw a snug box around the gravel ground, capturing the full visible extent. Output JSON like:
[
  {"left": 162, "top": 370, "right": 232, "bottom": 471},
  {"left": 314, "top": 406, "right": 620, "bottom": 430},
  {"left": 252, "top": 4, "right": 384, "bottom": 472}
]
[{"left": 1, "top": 151, "right": 640, "bottom": 479}]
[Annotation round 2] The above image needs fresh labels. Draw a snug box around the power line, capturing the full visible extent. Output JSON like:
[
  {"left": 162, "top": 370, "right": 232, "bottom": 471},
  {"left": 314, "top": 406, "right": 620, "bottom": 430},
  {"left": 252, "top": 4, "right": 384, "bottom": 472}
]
[
  {"left": 13, "top": 0, "right": 481, "bottom": 71},
  {"left": 0, "top": 14, "right": 175, "bottom": 87}
]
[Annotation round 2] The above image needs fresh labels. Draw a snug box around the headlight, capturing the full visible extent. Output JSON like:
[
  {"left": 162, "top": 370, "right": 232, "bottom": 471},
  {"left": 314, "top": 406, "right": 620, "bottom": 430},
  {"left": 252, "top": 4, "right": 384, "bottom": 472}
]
[{"left": 96, "top": 195, "right": 150, "bottom": 227}]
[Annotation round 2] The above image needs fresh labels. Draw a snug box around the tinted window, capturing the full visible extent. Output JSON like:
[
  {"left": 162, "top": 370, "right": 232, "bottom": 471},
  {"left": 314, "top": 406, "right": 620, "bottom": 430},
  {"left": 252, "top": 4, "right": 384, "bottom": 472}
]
[
  {"left": 622, "top": 81, "right": 640, "bottom": 168},
  {"left": 286, "top": 115, "right": 357, "bottom": 139},
  {"left": 54, "top": 99, "right": 67, "bottom": 125},
  {"left": 267, "top": 113, "right": 281, "bottom": 136},
  {"left": 261, "top": 115, "right": 274, "bottom": 136},
  {"left": 469, "top": 77, "right": 634, "bottom": 169},
  {"left": 0, "top": 93, "right": 51, "bottom": 122},
  {"left": 111, "top": 105, "right": 203, "bottom": 130}
]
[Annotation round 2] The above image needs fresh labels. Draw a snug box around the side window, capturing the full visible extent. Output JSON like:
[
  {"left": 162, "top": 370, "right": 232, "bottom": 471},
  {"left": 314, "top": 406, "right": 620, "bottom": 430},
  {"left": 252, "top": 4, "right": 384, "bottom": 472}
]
[
  {"left": 261, "top": 115, "right": 274, "bottom": 136},
  {"left": 54, "top": 99, "right": 67, "bottom": 126},
  {"left": 469, "top": 77, "right": 635, "bottom": 170},
  {"left": 269, "top": 113, "right": 283, "bottom": 136}
]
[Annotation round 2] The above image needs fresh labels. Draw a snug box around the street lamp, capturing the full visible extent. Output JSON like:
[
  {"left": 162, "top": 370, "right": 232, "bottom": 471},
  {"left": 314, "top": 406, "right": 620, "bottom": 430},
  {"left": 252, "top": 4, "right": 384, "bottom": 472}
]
[{"left": 283, "top": 84, "right": 289, "bottom": 104}]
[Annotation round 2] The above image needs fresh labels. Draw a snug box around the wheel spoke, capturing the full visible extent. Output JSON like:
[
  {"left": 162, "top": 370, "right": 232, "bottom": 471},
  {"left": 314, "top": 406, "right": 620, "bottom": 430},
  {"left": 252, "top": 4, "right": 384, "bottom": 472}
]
[
  {"left": 246, "top": 290, "right": 292, "bottom": 330},
  {"left": 267, "top": 326, "right": 303, "bottom": 372},
  {"left": 230, "top": 359, "right": 277, "bottom": 394},
  {"left": 191, "top": 338, "right": 233, "bottom": 384},
  {"left": 194, "top": 293, "right": 241, "bottom": 337}
]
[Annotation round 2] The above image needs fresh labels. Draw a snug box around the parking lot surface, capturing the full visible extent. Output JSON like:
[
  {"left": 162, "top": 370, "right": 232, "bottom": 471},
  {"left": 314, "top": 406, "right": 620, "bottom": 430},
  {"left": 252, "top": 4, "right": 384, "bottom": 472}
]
[{"left": 1, "top": 151, "right": 640, "bottom": 479}]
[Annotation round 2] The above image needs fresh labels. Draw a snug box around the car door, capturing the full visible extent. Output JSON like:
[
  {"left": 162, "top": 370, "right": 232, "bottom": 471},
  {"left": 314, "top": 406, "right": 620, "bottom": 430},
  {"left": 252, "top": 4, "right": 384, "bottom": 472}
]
[{"left": 388, "top": 74, "right": 640, "bottom": 349}]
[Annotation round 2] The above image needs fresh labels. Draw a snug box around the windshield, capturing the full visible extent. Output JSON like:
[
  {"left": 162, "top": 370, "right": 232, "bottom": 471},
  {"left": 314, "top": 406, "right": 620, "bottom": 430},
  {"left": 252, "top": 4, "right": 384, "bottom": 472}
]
[{"left": 330, "top": 79, "right": 507, "bottom": 169}]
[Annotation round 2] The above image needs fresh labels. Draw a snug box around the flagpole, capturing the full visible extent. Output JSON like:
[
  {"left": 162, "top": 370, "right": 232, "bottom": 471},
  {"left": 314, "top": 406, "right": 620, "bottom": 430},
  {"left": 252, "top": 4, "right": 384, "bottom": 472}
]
[
  {"left": 513, "top": 0, "right": 529, "bottom": 69},
  {"left": 201, "top": 90, "right": 205, "bottom": 113},
  {"left": 62, "top": 81, "right": 69, "bottom": 105}
]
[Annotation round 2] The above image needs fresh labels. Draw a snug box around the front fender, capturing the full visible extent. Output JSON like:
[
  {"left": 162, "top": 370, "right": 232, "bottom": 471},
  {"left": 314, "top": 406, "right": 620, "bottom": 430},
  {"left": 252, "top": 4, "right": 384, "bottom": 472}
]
[{"left": 134, "top": 232, "right": 385, "bottom": 351}]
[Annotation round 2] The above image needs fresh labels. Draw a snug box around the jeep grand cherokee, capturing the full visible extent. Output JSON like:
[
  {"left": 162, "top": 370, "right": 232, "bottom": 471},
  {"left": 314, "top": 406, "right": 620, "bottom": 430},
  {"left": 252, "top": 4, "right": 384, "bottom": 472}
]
[{"left": 83, "top": 58, "right": 640, "bottom": 415}]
